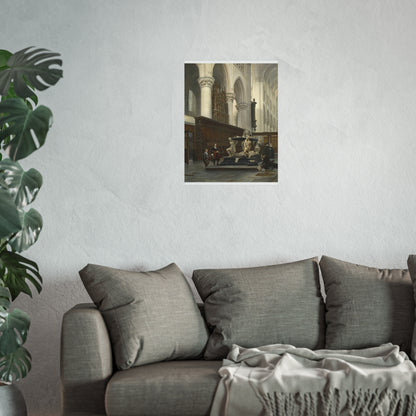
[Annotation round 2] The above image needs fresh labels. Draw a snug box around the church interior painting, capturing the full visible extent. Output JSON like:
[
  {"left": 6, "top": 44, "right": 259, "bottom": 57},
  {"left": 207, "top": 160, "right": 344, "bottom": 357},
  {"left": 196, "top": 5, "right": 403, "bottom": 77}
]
[{"left": 184, "top": 63, "right": 278, "bottom": 183}]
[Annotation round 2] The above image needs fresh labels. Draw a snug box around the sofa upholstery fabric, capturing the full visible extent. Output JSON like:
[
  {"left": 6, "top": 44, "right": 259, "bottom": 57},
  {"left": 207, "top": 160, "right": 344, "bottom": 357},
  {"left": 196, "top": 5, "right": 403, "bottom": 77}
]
[
  {"left": 406, "top": 255, "right": 416, "bottom": 360},
  {"left": 321, "top": 255, "right": 414, "bottom": 353},
  {"left": 105, "top": 360, "right": 221, "bottom": 416},
  {"left": 61, "top": 304, "right": 113, "bottom": 416},
  {"left": 192, "top": 258, "right": 325, "bottom": 359},
  {"left": 79, "top": 263, "right": 209, "bottom": 370}
]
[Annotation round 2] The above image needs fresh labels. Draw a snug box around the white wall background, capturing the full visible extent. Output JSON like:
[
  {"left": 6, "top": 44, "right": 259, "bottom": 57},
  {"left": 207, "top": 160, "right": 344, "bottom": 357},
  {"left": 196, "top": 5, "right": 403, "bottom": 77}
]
[{"left": 3, "top": 0, "right": 416, "bottom": 414}]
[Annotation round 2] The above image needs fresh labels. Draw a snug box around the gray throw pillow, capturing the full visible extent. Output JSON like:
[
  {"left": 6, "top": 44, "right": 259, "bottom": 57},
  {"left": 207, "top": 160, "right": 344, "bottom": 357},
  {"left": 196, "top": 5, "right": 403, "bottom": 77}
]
[
  {"left": 406, "top": 255, "right": 416, "bottom": 360},
  {"left": 192, "top": 258, "right": 325, "bottom": 360},
  {"left": 79, "top": 263, "right": 209, "bottom": 370},
  {"left": 321, "top": 256, "right": 414, "bottom": 354}
]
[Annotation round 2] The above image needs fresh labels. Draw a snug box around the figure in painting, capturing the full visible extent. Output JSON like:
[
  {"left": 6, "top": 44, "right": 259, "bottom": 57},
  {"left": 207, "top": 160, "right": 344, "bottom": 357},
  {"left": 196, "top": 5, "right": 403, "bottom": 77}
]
[
  {"left": 203, "top": 148, "right": 210, "bottom": 167},
  {"left": 243, "top": 137, "right": 252, "bottom": 156},
  {"left": 226, "top": 137, "right": 237, "bottom": 157},
  {"left": 255, "top": 136, "right": 264, "bottom": 154},
  {"left": 211, "top": 143, "right": 220, "bottom": 166}
]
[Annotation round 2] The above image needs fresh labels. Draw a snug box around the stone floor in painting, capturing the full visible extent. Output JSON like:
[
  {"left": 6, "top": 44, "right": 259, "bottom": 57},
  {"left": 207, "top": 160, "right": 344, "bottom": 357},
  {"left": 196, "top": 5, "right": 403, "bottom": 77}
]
[{"left": 184, "top": 161, "right": 278, "bottom": 183}]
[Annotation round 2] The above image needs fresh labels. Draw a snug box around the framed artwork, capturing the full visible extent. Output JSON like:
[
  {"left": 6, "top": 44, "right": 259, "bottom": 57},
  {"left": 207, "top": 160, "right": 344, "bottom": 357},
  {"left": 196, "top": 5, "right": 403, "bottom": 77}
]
[{"left": 184, "top": 62, "right": 278, "bottom": 183}]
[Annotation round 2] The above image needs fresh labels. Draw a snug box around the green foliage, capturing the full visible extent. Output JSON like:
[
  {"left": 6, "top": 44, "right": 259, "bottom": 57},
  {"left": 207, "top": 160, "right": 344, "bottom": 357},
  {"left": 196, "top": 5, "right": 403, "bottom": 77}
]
[
  {"left": 0, "top": 159, "right": 43, "bottom": 207},
  {"left": 0, "top": 84, "right": 38, "bottom": 113},
  {"left": 8, "top": 209, "right": 43, "bottom": 253},
  {"left": 0, "top": 49, "right": 38, "bottom": 109},
  {"left": 0, "top": 286, "right": 10, "bottom": 309},
  {"left": 0, "top": 51, "right": 12, "bottom": 71},
  {"left": 0, "top": 98, "right": 52, "bottom": 161},
  {"left": 0, "top": 305, "right": 29, "bottom": 353},
  {"left": 0, "top": 250, "right": 42, "bottom": 300},
  {"left": 0, "top": 190, "right": 21, "bottom": 239},
  {"left": 0, "top": 46, "right": 61, "bottom": 255},
  {"left": 0, "top": 46, "right": 62, "bottom": 382},
  {"left": 0, "top": 346, "right": 31, "bottom": 383},
  {"left": 0, "top": 47, "right": 62, "bottom": 98},
  {"left": 0, "top": 287, "right": 31, "bottom": 382},
  {"left": 0, "top": 159, "right": 43, "bottom": 253}
]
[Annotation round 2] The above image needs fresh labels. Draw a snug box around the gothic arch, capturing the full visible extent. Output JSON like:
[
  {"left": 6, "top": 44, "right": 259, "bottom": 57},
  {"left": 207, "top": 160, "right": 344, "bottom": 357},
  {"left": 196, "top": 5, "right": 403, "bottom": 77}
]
[
  {"left": 213, "top": 64, "right": 228, "bottom": 90},
  {"left": 233, "top": 77, "right": 245, "bottom": 104},
  {"left": 184, "top": 63, "right": 200, "bottom": 116},
  {"left": 211, "top": 64, "right": 229, "bottom": 123},
  {"left": 264, "top": 64, "right": 278, "bottom": 97}
]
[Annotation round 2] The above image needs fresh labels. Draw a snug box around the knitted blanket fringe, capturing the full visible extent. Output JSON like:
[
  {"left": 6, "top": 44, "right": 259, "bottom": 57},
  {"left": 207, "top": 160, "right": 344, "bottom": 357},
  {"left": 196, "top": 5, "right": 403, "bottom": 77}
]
[
  {"left": 259, "top": 388, "right": 416, "bottom": 416},
  {"left": 210, "top": 344, "right": 416, "bottom": 416}
]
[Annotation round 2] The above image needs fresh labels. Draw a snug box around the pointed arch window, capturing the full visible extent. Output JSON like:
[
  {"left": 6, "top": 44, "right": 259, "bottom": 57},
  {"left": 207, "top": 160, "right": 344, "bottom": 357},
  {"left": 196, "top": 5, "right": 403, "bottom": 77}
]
[{"left": 188, "top": 90, "right": 197, "bottom": 114}]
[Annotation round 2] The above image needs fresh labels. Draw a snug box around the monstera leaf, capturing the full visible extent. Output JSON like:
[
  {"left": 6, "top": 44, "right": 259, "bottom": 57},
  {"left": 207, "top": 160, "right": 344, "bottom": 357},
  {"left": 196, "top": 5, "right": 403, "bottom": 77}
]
[
  {"left": 0, "top": 161, "right": 42, "bottom": 247},
  {"left": 0, "top": 286, "right": 31, "bottom": 382},
  {"left": 0, "top": 286, "right": 10, "bottom": 311},
  {"left": 0, "top": 250, "right": 42, "bottom": 300},
  {"left": 0, "top": 47, "right": 62, "bottom": 98},
  {"left": 8, "top": 208, "right": 42, "bottom": 252},
  {"left": 0, "top": 346, "right": 31, "bottom": 382},
  {"left": 0, "top": 159, "right": 42, "bottom": 208},
  {"left": 0, "top": 304, "right": 29, "bottom": 354},
  {"left": 0, "top": 50, "right": 12, "bottom": 73},
  {"left": 0, "top": 83, "right": 38, "bottom": 109},
  {"left": 0, "top": 189, "right": 21, "bottom": 240},
  {"left": 0, "top": 98, "right": 52, "bottom": 161}
]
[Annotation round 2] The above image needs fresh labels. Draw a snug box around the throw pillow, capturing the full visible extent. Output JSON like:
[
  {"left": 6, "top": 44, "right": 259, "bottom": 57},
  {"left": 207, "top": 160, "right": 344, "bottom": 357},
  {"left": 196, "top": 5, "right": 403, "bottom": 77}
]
[
  {"left": 79, "top": 263, "right": 209, "bottom": 370},
  {"left": 320, "top": 255, "right": 414, "bottom": 354},
  {"left": 406, "top": 255, "right": 416, "bottom": 360},
  {"left": 192, "top": 258, "right": 325, "bottom": 360}
]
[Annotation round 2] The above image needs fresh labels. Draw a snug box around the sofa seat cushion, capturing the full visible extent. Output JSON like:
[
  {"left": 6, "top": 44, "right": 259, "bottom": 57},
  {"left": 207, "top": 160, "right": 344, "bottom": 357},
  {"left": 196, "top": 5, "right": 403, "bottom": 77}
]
[{"left": 105, "top": 360, "right": 222, "bottom": 416}]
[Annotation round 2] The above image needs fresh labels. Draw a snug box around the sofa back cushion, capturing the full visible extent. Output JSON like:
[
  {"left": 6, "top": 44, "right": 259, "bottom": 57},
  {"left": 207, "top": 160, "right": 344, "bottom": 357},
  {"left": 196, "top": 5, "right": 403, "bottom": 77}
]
[
  {"left": 321, "top": 256, "right": 414, "bottom": 354},
  {"left": 79, "top": 263, "right": 209, "bottom": 370},
  {"left": 192, "top": 258, "right": 325, "bottom": 360}
]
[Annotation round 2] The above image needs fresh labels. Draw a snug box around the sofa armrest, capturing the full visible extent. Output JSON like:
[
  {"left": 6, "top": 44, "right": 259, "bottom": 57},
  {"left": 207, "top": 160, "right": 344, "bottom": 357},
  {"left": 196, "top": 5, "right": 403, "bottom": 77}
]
[{"left": 61, "top": 303, "right": 113, "bottom": 416}]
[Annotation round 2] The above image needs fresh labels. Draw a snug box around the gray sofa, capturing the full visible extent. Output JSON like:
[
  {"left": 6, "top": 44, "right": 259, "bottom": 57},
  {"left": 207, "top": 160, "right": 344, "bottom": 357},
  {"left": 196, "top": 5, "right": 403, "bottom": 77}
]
[{"left": 60, "top": 256, "right": 416, "bottom": 416}]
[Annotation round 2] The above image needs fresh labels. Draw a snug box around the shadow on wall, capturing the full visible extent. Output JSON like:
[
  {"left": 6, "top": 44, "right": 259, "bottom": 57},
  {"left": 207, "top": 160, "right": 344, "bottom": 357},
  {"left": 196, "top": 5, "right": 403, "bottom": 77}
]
[{"left": 14, "top": 276, "right": 91, "bottom": 416}]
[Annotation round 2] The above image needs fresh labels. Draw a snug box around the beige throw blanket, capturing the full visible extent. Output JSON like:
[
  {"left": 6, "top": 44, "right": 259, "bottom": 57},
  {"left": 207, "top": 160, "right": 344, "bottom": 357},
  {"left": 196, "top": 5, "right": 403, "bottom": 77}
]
[{"left": 210, "top": 343, "right": 416, "bottom": 416}]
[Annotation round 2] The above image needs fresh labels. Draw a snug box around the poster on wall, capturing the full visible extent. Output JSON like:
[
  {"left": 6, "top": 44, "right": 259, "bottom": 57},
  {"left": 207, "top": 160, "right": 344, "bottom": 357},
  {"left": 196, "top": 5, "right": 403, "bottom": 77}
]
[{"left": 184, "top": 62, "right": 278, "bottom": 183}]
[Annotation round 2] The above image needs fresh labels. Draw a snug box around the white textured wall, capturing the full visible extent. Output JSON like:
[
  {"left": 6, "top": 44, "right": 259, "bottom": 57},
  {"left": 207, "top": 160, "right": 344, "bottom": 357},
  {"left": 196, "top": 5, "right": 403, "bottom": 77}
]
[{"left": 3, "top": 0, "right": 416, "bottom": 414}]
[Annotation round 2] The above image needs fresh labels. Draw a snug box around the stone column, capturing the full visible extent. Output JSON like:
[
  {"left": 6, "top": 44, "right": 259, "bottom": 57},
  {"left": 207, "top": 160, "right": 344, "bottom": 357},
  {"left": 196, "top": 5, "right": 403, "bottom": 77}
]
[
  {"left": 226, "top": 92, "right": 235, "bottom": 125},
  {"left": 252, "top": 81, "right": 264, "bottom": 131},
  {"left": 236, "top": 102, "right": 251, "bottom": 130},
  {"left": 198, "top": 76, "right": 215, "bottom": 118}
]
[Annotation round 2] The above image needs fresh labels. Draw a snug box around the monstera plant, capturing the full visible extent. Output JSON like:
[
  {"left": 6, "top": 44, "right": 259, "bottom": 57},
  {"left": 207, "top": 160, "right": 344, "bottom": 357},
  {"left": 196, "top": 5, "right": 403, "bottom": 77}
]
[{"left": 0, "top": 47, "right": 62, "bottom": 383}]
